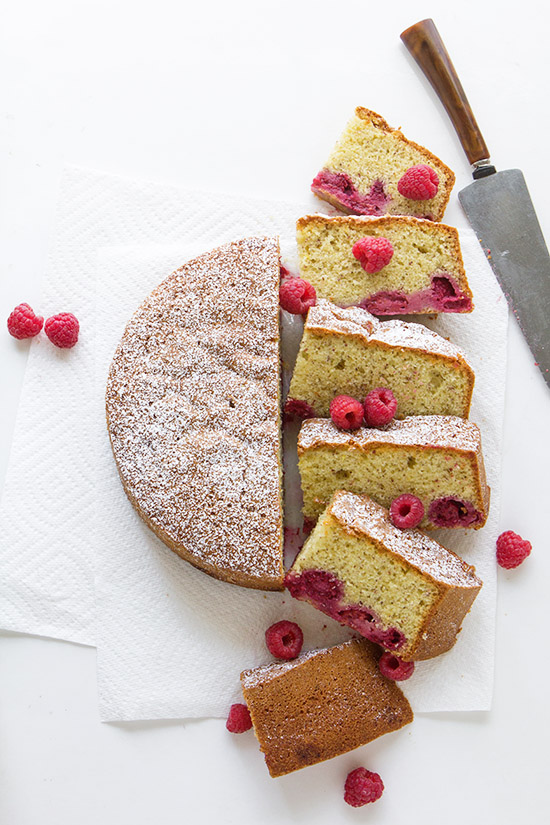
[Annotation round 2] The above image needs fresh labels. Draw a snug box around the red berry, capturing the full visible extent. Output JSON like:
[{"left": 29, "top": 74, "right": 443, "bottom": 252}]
[
  {"left": 330, "top": 395, "right": 364, "bottom": 430},
  {"left": 344, "top": 767, "right": 384, "bottom": 807},
  {"left": 265, "top": 620, "right": 303, "bottom": 660},
  {"left": 496, "top": 530, "right": 532, "bottom": 569},
  {"left": 226, "top": 703, "right": 252, "bottom": 733},
  {"left": 379, "top": 651, "right": 415, "bottom": 681},
  {"left": 7, "top": 303, "right": 43, "bottom": 339},
  {"left": 397, "top": 164, "right": 439, "bottom": 200},
  {"left": 352, "top": 236, "right": 394, "bottom": 273},
  {"left": 363, "top": 387, "right": 397, "bottom": 427},
  {"left": 390, "top": 494, "right": 425, "bottom": 529},
  {"left": 44, "top": 313, "right": 80, "bottom": 348},
  {"left": 279, "top": 277, "right": 316, "bottom": 315}
]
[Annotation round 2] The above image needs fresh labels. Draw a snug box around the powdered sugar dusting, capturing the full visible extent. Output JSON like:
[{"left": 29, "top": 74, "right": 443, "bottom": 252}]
[
  {"left": 330, "top": 491, "right": 482, "bottom": 587},
  {"left": 106, "top": 237, "right": 284, "bottom": 586},
  {"left": 241, "top": 646, "right": 328, "bottom": 689},
  {"left": 298, "top": 415, "right": 482, "bottom": 454},
  {"left": 306, "top": 299, "right": 471, "bottom": 363}
]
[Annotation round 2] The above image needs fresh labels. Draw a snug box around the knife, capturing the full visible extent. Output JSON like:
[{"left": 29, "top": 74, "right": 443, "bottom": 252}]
[{"left": 401, "top": 18, "right": 550, "bottom": 388}]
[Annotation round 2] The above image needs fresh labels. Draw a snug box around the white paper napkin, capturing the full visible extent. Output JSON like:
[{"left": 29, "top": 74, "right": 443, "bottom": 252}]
[{"left": 0, "top": 166, "right": 507, "bottom": 717}]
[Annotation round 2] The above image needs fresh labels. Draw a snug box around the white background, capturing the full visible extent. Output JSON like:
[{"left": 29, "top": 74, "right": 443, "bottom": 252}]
[{"left": 1, "top": 1, "right": 549, "bottom": 823}]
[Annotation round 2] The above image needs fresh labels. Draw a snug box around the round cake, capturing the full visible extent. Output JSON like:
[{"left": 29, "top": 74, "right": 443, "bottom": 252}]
[{"left": 106, "top": 236, "right": 284, "bottom": 590}]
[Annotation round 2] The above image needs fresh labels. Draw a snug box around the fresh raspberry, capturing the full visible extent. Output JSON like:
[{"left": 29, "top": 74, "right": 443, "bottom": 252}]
[
  {"left": 363, "top": 387, "right": 397, "bottom": 427},
  {"left": 7, "top": 303, "right": 43, "bottom": 339},
  {"left": 44, "top": 313, "right": 80, "bottom": 348},
  {"left": 344, "top": 768, "right": 384, "bottom": 807},
  {"left": 378, "top": 651, "right": 415, "bottom": 681},
  {"left": 397, "top": 164, "right": 439, "bottom": 200},
  {"left": 329, "top": 395, "right": 364, "bottom": 430},
  {"left": 265, "top": 620, "right": 303, "bottom": 660},
  {"left": 390, "top": 494, "right": 425, "bottom": 529},
  {"left": 352, "top": 236, "right": 394, "bottom": 273},
  {"left": 226, "top": 703, "right": 252, "bottom": 733},
  {"left": 496, "top": 530, "right": 532, "bottom": 569},
  {"left": 279, "top": 278, "right": 316, "bottom": 315}
]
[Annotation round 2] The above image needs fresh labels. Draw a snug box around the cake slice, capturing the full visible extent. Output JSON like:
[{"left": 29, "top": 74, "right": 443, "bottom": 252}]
[
  {"left": 240, "top": 638, "right": 413, "bottom": 777},
  {"left": 297, "top": 214, "right": 473, "bottom": 314},
  {"left": 298, "top": 415, "right": 490, "bottom": 528},
  {"left": 106, "top": 237, "right": 284, "bottom": 591},
  {"left": 311, "top": 107, "right": 455, "bottom": 220},
  {"left": 286, "top": 491, "right": 483, "bottom": 660},
  {"left": 286, "top": 299, "right": 475, "bottom": 419}
]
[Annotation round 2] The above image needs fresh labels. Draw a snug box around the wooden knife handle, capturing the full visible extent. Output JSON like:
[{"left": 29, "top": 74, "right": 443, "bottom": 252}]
[{"left": 401, "top": 18, "right": 494, "bottom": 173}]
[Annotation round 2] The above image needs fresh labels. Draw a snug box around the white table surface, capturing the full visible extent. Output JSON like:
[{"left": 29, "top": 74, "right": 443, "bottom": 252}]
[{"left": 1, "top": 1, "right": 549, "bottom": 823}]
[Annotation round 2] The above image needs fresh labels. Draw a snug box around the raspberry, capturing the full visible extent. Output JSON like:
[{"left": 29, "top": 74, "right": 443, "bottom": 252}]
[
  {"left": 496, "top": 530, "right": 532, "bottom": 569},
  {"left": 265, "top": 620, "right": 303, "bottom": 660},
  {"left": 378, "top": 651, "right": 415, "bottom": 681},
  {"left": 352, "top": 236, "right": 394, "bottom": 273},
  {"left": 283, "top": 398, "right": 316, "bottom": 421},
  {"left": 329, "top": 395, "right": 364, "bottom": 430},
  {"left": 7, "top": 303, "right": 43, "bottom": 339},
  {"left": 44, "top": 313, "right": 80, "bottom": 348},
  {"left": 279, "top": 278, "right": 316, "bottom": 315},
  {"left": 344, "top": 768, "right": 384, "bottom": 807},
  {"left": 226, "top": 703, "right": 252, "bottom": 733},
  {"left": 363, "top": 387, "right": 397, "bottom": 427},
  {"left": 397, "top": 164, "right": 439, "bottom": 200},
  {"left": 390, "top": 494, "right": 425, "bottom": 529}
]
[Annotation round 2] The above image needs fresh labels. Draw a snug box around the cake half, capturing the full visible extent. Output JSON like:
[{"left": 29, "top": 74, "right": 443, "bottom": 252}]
[
  {"left": 106, "top": 237, "right": 284, "bottom": 590},
  {"left": 297, "top": 214, "right": 473, "bottom": 314},
  {"left": 311, "top": 107, "right": 455, "bottom": 220},
  {"left": 241, "top": 638, "right": 413, "bottom": 777},
  {"left": 286, "top": 491, "right": 483, "bottom": 660},
  {"left": 286, "top": 299, "right": 475, "bottom": 419},
  {"left": 298, "top": 415, "right": 489, "bottom": 529}
]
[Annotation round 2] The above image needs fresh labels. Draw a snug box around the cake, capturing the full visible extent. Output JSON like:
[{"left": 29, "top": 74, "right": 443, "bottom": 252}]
[
  {"left": 106, "top": 237, "right": 284, "bottom": 591},
  {"left": 286, "top": 299, "right": 475, "bottom": 419},
  {"left": 285, "top": 491, "right": 483, "bottom": 660},
  {"left": 311, "top": 107, "right": 455, "bottom": 220},
  {"left": 296, "top": 214, "right": 473, "bottom": 314},
  {"left": 298, "top": 415, "right": 490, "bottom": 528},
  {"left": 240, "top": 638, "right": 413, "bottom": 777}
]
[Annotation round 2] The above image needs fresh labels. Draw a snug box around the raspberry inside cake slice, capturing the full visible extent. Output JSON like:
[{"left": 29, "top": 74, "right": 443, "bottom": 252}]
[
  {"left": 286, "top": 299, "right": 475, "bottom": 419},
  {"left": 240, "top": 638, "right": 413, "bottom": 777},
  {"left": 297, "top": 214, "right": 473, "bottom": 315},
  {"left": 298, "top": 415, "right": 490, "bottom": 529},
  {"left": 312, "top": 107, "right": 455, "bottom": 221},
  {"left": 285, "top": 491, "right": 483, "bottom": 660}
]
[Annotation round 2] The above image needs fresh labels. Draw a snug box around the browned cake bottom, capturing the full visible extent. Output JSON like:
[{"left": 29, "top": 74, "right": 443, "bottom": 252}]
[{"left": 241, "top": 638, "right": 413, "bottom": 777}]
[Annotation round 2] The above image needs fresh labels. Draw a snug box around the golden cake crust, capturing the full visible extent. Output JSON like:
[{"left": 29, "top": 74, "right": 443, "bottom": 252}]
[
  {"left": 315, "top": 107, "right": 455, "bottom": 221},
  {"left": 288, "top": 299, "right": 475, "bottom": 418},
  {"left": 298, "top": 416, "right": 490, "bottom": 527},
  {"left": 326, "top": 491, "right": 483, "bottom": 660},
  {"left": 106, "top": 237, "right": 284, "bottom": 590},
  {"left": 241, "top": 638, "right": 413, "bottom": 777}
]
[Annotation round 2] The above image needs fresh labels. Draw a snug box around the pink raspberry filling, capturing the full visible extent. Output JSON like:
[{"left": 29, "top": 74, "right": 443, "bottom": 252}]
[
  {"left": 358, "top": 274, "right": 472, "bottom": 315},
  {"left": 428, "top": 497, "right": 483, "bottom": 528},
  {"left": 283, "top": 397, "right": 316, "bottom": 421},
  {"left": 311, "top": 169, "right": 391, "bottom": 216},
  {"left": 285, "top": 569, "right": 406, "bottom": 651}
]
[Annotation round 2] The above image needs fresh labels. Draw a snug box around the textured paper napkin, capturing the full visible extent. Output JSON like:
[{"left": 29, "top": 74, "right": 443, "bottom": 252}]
[{"left": 0, "top": 166, "right": 507, "bottom": 716}]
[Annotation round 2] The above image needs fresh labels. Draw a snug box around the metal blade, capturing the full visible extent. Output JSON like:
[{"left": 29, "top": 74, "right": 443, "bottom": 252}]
[{"left": 459, "top": 169, "right": 550, "bottom": 387}]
